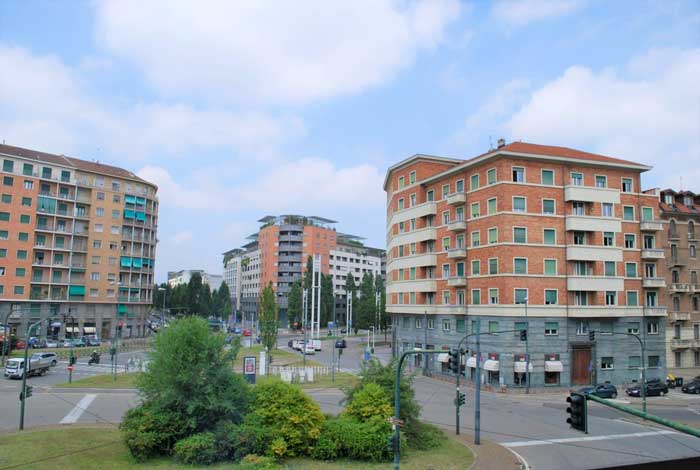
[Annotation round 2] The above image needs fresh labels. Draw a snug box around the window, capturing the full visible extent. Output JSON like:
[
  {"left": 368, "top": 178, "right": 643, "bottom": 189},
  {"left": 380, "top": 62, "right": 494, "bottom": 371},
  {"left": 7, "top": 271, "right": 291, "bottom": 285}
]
[
  {"left": 541, "top": 169, "right": 554, "bottom": 185},
  {"left": 602, "top": 203, "right": 613, "bottom": 217},
  {"left": 112, "top": 209, "right": 120, "bottom": 219},
  {"left": 90, "top": 272, "right": 100, "bottom": 281},
  {"left": 605, "top": 291, "right": 616, "bottom": 305},
  {"left": 442, "top": 184, "right": 450, "bottom": 199},
  {"left": 512, "top": 167, "right": 524, "bottom": 182},
  {"left": 19, "top": 214, "right": 30, "bottom": 224},
  {"left": 571, "top": 172, "right": 583, "bottom": 185},
  {"left": 94, "top": 224, "right": 103, "bottom": 233},
  {"left": 427, "top": 319, "right": 435, "bottom": 330},
  {"left": 603, "top": 232, "right": 614, "bottom": 246},
  {"left": 3, "top": 176, "right": 13, "bottom": 186},
  {"left": 93, "top": 240, "right": 102, "bottom": 249},
  {"left": 576, "top": 321, "right": 589, "bottom": 335},
  {"left": 691, "top": 245, "right": 697, "bottom": 258},
  {"left": 489, "top": 288, "right": 499, "bottom": 304},
  {"left": 624, "top": 234, "right": 635, "bottom": 248},
  {"left": 641, "top": 207, "right": 653, "bottom": 221},
  {"left": 471, "top": 202, "right": 480, "bottom": 218},
  {"left": 18, "top": 232, "right": 28, "bottom": 241},
  {"left": 61, "top": 170, "right": 70, "bottom": 182},
  {"left": 514, "top": 258, "right": 527, "bottom": 274},
  {"left": 647, "top": 321, "right": 659, "bottom": 335},
  {"left": 442, "top": 264, "right": 450, "bottom": 279},
  {"left": 514, "top": 289, "right": 528, "bottom": 304},
  {"left": 513, "top": 196, "right": 526, "bottom": 212},
  {"left": 648, "top": 356, "right": 660, "bottom": 368},
  {"left": 472, "top": 289, "right": 481, "bottom": 305},
  {"left": 627, "top": 322, "right": 640, "bottom": 334},
  {"left": 488, "top": 228, "right": 498, "bottom": 244},
  {"left": 16, "top": 250, "right": 27, "bottom": 260},
  {"left": 545, "top": 289, "right": 558, "bottom": 305},
  {"left": 14, "top": 286, "right": 24, "bottom": 295},
  {"left": 15, "top": 268, "right": 25, "bottom": 277},
  {"left": 542, "top": 199, "right": 555, "bottom": 214},
  {"left": 595, "top": 175, "right": 607, "bottom": 188},
  {"left": 599, "top": 321, "right": 613, "bottom": 335},
  {"left": 1, "top": 194, "right": 10, "bottom": 204},
  {"left": 543, "top": 229, "right": 556, "bottom": 245},
  {"left": 442, "top": 237, "right": 450, "bottom": 251},
  {"left": 513, "top": 227, "right": 527, "bottom": 243},
  {"left": 470, "top": 174, "right": 479, "bottom": 190},
  {"left": 89, "top": 288, "right": 99, "bottom": 297},
  {"left": 601, "top": 357, "right": 614, "bottom": 370},
  {"left": 96, "top": 207, "right": 104, "bottom": 217},
  {"left": 91, "top": 256, "right": 101, "bottom": 265},
  {"left": 398, "top": 176, "right": 405, "bottom": 189},
  {"left": 472, "top": 260, "right": 480, "bottom": 275},
  {"left": 487, "top": 168, "right": 496, "bottom": 185},
  {"left": 623, "top": 206, "right": 634, "bottom": 221},
  {"left": 442, "top": 211, "right": 450, "bottom": 225},
  {"left": 572, "top": 201, "right": 585, "bottom": 215},
  {"left": 409, "top": 194, "right": 416, "bottom": 207},
  {"left": 488, "top": 258, "right": 498, "bottom": 275},
  {"left": 22, "top": 163, "right": 33, "bottom": 175},
  {"left": 471, "top": 231, "right": 480, "bottom": 247},
  {"left": 487, "top": 198, "right": 497, "bottom": 214},
  {"left": 625, "top": 262, "right": 637, "bottom": 278},
  {"left": 0, "top": 231, "right": 6, "bottom": 240},
  {"left": 113, "top": 194, "right": 121, "bottom": 203},
  {"left": 628, "top": 356, "right": 641, "bottom": 369},
  {"left": 544, "top": 259, "right": 557, "bottom": 275},
  {"left": 442, "top": 319, "right": 451, "bottom": 331},
  {"left": 621, "top": 178, "right": 633, "bottom": 193},
  {"left": 23, "top": 180, "right": 33, "bottom": 190},
  {"left": 488, "top": 321, "right": 499, "bottom": 333},
  {"left": 398, "top": 198, "right": 404, "bottom": 210},
  {"left": 646, "top": 291, "right": 657, "bottom": 306},
  {"left": 21, "top": 197, "right": 31, "bottom": 207},
  {"left": 409, "top": 171, "right": 416, "bottom": 184},
  {"left": 545, "top": 321, "right": 559, "bottom": 335},
  {"left": 456, "top": 319, "right": 466, "bottom": 333},
  {"left": 514, "top": 321, "right": 527, "bottom": 336},
  {"left": 604, "top": 261, "right": 616, "bottom": 276},
  {"left": 0, "top": 249, "right": 5, "bottom": 258},
  {"left": 574, "top": 291, "right": 588, "bottom": 305}
]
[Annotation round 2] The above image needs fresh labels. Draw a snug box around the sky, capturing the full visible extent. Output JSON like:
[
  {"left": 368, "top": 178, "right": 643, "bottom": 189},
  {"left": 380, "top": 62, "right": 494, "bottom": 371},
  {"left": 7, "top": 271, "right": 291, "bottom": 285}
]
[{"left": 1, "top": 0, "right": 699, "bottom": 282}]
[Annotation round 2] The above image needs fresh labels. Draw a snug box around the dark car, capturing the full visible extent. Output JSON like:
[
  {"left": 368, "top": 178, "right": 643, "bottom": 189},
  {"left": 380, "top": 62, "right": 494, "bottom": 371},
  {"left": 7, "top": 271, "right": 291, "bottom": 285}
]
[
  {"left": 578, "top": 383, "right": 618, "bottom": 399},
  {"left": 335, "top": 339, "right": 347, "bottom": 349},
  {"left": 30, "top": 338, "right": 47, "bottom": 349},
  {"left": 681, "top": 380, "right": 700, "bottom": 394},
  {"left": 626, "top": 381, "right": 668, "bottom": 397}
]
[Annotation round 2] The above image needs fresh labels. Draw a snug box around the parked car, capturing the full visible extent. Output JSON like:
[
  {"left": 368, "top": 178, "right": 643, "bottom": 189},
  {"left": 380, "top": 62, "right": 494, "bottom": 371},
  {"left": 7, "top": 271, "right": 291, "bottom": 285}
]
[
  {"left": 45, "top": 340, "right": 59, "bottom": 348},
  {"left": 34, "top": 352, "right": 58, "bottom": 367},
  {"left": 59, "top": 339, "right": 73, "bottom": 348},
  {"left": 30, "top": 338, "right": 48, "bottom": 349},
  {"left": 72, "top": 338, "right": 87, "bottom": 348},
  {"left": 234, "top": 327, "right": 242, "bottom": 335},
  {"left": 335, "top": 339, "right": 347, "bottom": 349},
  {"left": 242, "top": 329, "right": 252, "bottom": 337},
  {"left": 292, "top": 339, "right": 305, "bottom": 351},
  {"left": 681, "top": 380, "right": 700, "bottom": 394},
  {"left": 304, "top": 343, "right": 315, "bottom": 355},
  {"left": 83, "top": 335, "right": 101, "bottom": 346},
  {"left": 15, "top": 340, "right": 26, "bottom": 350},
  {"left": 626, "top": 381, "right": 668, "bottom": 397},
  {"left": 577, "top": 383, "right": 618, "bottom": 399}
]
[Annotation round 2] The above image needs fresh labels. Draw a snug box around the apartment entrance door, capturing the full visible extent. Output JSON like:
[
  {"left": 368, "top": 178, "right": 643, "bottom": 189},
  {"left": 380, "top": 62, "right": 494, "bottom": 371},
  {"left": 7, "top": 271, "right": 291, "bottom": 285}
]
[{"left": 571, "top": 347, "right": 591, "bottom": 385}]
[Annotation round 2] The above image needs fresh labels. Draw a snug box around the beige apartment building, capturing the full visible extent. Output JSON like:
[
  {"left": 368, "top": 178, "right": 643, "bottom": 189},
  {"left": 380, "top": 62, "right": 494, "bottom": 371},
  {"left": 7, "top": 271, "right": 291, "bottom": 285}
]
[{"left": 0, "top": 144, "right": 158, "bottom": 339}]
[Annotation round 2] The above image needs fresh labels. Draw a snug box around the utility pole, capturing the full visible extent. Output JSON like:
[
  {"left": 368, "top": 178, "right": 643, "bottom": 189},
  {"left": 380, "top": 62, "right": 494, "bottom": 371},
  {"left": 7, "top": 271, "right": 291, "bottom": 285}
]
[
  {"left": 525, "top": 296, "right": 530, "bottom": 394},
  {"left": 315, "top": 255, "right": 321, "bottom": 340},
  {"left": 302, "top": 289, "right": 307, "bottom": 369},
  {"left": 475, "top": 319, "right": 481, "bottom": 445},
  {"left": 423, "top": 311, "right": 428, "bottom": 376},
  {"left": 310, "top": 261, "right": 316, "bottom": 342},
  {"left": 20, "top": 319, "right": 44, "bottom": 430}
]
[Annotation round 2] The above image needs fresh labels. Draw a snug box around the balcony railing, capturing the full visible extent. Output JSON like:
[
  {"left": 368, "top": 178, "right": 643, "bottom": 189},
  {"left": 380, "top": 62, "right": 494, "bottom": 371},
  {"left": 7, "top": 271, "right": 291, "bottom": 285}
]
[
  {"left": 447, "top": 220, "right": 467, "bottom": 231},
  {"left": 446, "top": 192, "right": 466, "bottom": 205},
  {"left": 642, "top": 277, "right": 666, "bottom": 288},
  {"left": 447, "top": 276, "right": 467, "bottom": 287},
  {"left": 641, "top": 249, "right": 665, "bottom": 259},
  {"left": 640, "top": 221, "right": 663, "bottom": 231},
  {"left": 670, "top": 338, "right": 700, "bottom": 349},
  {"left": 643, "top": 306, "right": 667, "bottom": 316},
  {"left": 447, "top": 248, "right": 467, "bottom": 259},
  {"left": 669, "top": 283, "right": 690, "bottom": 293},
  {"left": 669, "top": 311, "right": 691, "bottom": 322}
]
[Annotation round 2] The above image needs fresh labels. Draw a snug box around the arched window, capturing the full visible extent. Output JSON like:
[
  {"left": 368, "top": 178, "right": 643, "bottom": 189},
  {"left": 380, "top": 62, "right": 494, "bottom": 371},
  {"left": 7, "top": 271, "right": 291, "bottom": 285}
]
[
  {"left": 689, "top": 220, "right": 696, "bottom": 240},
  {"left": 670, "top": 220, "right": 678, "bottom": 239}
]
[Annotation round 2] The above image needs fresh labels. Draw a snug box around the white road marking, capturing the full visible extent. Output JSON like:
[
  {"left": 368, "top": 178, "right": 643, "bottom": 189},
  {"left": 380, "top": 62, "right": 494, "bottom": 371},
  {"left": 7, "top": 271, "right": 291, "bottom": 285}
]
[
  {"left": 502, "top": 430, "right": 678, "bottom": 448},
  {"left": 59, "top": 393, "right": 97, "bottom": 424}
]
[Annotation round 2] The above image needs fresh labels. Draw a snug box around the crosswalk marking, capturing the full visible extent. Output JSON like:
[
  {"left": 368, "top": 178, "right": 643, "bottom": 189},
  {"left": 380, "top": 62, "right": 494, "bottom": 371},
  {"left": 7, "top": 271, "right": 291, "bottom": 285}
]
[
  {"left": 502, "top": 430, "right": 678, "bottom": 448},
  {"left": 59, "top": 393, "right": 97, "bottom": 424}
]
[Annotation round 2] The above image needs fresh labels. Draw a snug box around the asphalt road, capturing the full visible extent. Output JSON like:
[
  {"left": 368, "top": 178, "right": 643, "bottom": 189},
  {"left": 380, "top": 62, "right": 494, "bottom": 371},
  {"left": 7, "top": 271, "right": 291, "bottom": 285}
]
[{"left": 2, "top": 340, "right": 699, "bottom": 470}]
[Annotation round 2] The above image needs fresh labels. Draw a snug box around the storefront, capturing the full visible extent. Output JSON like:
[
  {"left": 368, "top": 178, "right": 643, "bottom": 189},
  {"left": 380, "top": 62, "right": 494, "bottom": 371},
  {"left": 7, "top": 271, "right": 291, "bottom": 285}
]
[
  {"left": 483, "top": 353, "right": 500, "bottom": 385},
  {"left": 513, "top": 353, "right": 533, "bottom": 387},
  {"left": 545, "top": 353, "right": 563, "bottom": 385}
]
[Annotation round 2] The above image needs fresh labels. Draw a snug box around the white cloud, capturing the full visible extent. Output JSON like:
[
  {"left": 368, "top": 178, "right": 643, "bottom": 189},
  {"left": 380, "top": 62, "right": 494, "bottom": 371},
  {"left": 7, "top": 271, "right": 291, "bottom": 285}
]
[
  {"left": 503, "top": 47, "right": 700, "bottom": 187},
  {"left": 0, "top": 45, "right": 303, "bottom": 162},
  {"left": 136, "top": 165, "right": 227, "bottom": 211},
  {"left": 94, "top": 0, "right": 461, "bottom": 104},
  {"left": 491, "top": 0, "right": 585, "bottom": 28},
  {"left": 171, "top": 230, "right": 193, "bottom": 245}
]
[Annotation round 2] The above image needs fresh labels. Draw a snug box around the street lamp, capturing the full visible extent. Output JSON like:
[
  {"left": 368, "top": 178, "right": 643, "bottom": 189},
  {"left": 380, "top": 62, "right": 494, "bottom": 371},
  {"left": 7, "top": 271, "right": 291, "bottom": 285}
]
[
  {"left": 63, "top": 309, "right": 77, "bottom": 384},
  {"left": 157, "top": 287, "right": 167, "bottom": 327},
  {"left": 524, "top": 296, "right": 530, "bottom": 394}
]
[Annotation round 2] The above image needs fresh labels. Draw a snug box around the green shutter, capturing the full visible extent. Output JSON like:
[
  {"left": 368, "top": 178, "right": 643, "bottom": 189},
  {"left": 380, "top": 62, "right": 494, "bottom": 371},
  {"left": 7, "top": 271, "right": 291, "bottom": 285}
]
[{"left": 69, "top": 285, "right": 85, "bottom": 295}]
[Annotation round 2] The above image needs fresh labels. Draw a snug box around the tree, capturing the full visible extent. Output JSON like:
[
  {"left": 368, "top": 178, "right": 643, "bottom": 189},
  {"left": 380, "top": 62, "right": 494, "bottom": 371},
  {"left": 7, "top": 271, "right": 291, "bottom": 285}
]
[
  {"left": 375, "top": 275, "right": 387, "bottom": 337},
  {"left": 345, "top": 272, "right": 357, "bottom": 330},
  {"left": 303, "top": 255, "right": 313, "bottom": 291},
  {"left": 356, "top": 272, "right": 376, "bottom": 330},
  {"left": 201, "top": 285, "right": 212, "bottom": 317},
  {"left": 152, "top": 282, "right": 169, "bottom": 310},
  {"left": 288, "top": 280, "right": 302, "bottom": 329},
  {"left": 259, "top": 282, "right": 279, "bottom": 358},
  {"left": 186, "top": 273, "right": 204, "bottom": 315},
  {"left": 320, "top": 274, "right": 334, "bottom": 327},
  {"left": 217, "top": 282, "right": 233, "bottom": 321}
]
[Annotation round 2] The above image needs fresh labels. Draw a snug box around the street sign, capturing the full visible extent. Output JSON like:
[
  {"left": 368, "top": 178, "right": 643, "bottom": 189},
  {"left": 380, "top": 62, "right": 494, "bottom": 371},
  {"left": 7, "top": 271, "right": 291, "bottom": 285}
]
[
  {"left": 243, "top": 356, "right": 256, "bottom": 384},
  {"left": 67, "top": 365, "right": 73, "bottom": 371},
  {"left": 387, "top": 417, "right": 405, "bottom": 427}
]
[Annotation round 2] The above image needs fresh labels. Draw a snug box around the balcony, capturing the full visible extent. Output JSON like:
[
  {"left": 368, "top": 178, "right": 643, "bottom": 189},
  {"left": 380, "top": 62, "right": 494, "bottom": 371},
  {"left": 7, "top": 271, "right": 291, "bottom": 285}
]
[
  {"left": 389, "top": 202, "right": 437, "bottom": 226},
  {"left": 669, "top": 283, "right": 690, "bottom": 293},
  {"left": 667, "top": 257, "right": 687, "bottom": 267},
  {"left": 564, "top": 185, "right": 620, "bottom": 204},
  {"left": 691, "top": 284, "right": 700, "bottom": 293},
  {"left": 386, "top": 279, "right": 437, "bottom": 294},
  {"left": 641, "top": 249, "right": 665, "bottom": 260},
  {"left": 36, "top": 223, "right": 54, "bottom": 232},
  {"left": 669, "top": 311, "right": 691, "bottom": 322},
  {"left": 643, "top": 306, "right": 667, "bottom": 316},
  {"left": 387, "top": 253, "right": 437, "bottom": 271},
  {"left": 71, "top": 243, "right": 88, "bottom": 252},
  {"left": 447, "top": 220, "right": 466, "bottom": 231},
  {"left": 640, "top": 221, "right": 663, "bottom": 231},
  {"left": 670, "top": 338, "right": 700, "bottom": 349},
  {"left": 567, "top": 245, "right": 622, "bottom": 262},
  {"left": 447, "top": 248, "right": 467, "bottom": 259},
  {"left": 389, "top": 227, "right": 437, "bottom": 249},
  {"left": 642, "top": 277, "right": 666, "bottom": 288},
  {"left": 447, "top": 276, "right": 467, "bottom": 287},
  {"left": 446, "top": 192, "right": 466, "bottom": 205},
  {"left": 566, "top": 215, "right": 621, "bottom": 233},
  {"left": 567, "top": 276, "right": 624, "bottom": 291}
]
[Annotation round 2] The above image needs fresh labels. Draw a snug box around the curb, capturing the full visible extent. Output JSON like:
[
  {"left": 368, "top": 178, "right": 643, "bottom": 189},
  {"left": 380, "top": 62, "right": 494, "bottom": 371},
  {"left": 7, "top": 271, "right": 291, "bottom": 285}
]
[{"left": 47, "top": 387, "right": 137, "bottom": 394}]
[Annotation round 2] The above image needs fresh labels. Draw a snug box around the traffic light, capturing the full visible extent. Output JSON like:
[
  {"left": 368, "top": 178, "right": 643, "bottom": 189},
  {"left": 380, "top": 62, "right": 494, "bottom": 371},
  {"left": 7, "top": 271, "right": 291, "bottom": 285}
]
[
  {"left": 457, "top": 392, "right": 466, "bottom": 407},
  {"left": 448, "top": 349, "right": 460, "bottom": 374},
  {"left": 519, "top": 329, "right": 527, "bottom": 341},
  {"left": 566, "top": 392, "right": 588, "bottom": 433},
  {"left": 19, "top": 385, "right": 33, "bottom": 401},
  {"left": 69, "top": 355, "right": 77, "bottom": 365},
  {"left": 589, "top": 330, "right": 595, "bottom": 342},
  {"left": 25, "top": 385, "right": 33, "bottom": 398},
  {"left": 387, "top": 434, "right": 399, "bottom": 453}
]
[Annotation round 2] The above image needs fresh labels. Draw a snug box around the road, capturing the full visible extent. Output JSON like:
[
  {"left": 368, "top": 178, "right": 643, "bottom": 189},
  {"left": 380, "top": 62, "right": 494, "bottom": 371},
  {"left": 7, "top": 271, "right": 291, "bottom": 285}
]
[{"left": 1, "top": 340, "right": 699, "bottom": 469}]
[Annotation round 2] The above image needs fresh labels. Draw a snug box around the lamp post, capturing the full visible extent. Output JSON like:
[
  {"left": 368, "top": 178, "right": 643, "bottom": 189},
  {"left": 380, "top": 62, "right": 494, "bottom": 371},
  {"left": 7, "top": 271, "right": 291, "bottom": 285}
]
[
  {"left": 20, "top": 318, "right": 48, "bottom": 430},
  {"left": 62, "top": 310, "right": 77, "bottom": 384},
  {"left": 524, "top": 296, "right": 530, "bottom": 394}
]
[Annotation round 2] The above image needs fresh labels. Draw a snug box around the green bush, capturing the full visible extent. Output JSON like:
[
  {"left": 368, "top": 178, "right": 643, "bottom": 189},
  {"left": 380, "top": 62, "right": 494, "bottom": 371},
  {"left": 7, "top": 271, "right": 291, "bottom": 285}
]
[
  {"left": 343, "top": 382, "right": 393, "bottom": 422},
  {"left": 403, "top": 420, "right": 444, "bottom": 450},
  {"left": 313, "top": 416, "right": 398, "bottom": 462},
  {"left": 120, "top": 404, "right": 191, "bottom": 462},
  {"left": 311, "top": 418, "right": 348, "bottom": 460},
  {"left": 250, "top": 379, "right": 325, "bottom": 457},
  {"left": 173, "top": 432, "right": 218, "bottom": 465},
  {"left": 238, "top": 454, "right": 281, "bottom": 470},
  {"left": 225, "top": 414, "right": 276, "bottom": 461}
]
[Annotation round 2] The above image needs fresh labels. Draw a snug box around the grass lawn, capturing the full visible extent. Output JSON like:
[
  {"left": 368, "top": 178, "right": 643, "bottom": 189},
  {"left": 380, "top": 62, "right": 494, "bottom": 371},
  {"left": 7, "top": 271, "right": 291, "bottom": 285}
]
[
  {"left": 53, "top": 372, "right": 141, "bottom": 389},
  {"left": 0, "top": 426, "right": 473, "bottom": 470},
  {"left": 299, "top": 371, "right": 357, "bottom": 389}
]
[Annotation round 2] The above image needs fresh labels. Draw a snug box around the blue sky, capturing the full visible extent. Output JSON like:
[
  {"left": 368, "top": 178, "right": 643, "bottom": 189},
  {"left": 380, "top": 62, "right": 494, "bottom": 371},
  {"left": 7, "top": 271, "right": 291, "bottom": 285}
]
[{"left": 1, "top": 0, "right": 698, "bottom": 281}]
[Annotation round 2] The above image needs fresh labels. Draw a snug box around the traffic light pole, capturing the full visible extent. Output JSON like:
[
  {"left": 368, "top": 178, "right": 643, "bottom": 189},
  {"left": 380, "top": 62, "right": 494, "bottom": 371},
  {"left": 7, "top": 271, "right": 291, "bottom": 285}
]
[{"left": 19, "top": 319, "right": 43, "bottom": 431}]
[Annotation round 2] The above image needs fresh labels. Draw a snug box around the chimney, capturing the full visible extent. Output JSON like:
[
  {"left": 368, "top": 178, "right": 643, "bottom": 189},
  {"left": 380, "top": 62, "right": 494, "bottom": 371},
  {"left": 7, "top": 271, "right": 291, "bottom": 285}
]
[{"left": 497, "top": 138, "right": 506, "bottom": 148}]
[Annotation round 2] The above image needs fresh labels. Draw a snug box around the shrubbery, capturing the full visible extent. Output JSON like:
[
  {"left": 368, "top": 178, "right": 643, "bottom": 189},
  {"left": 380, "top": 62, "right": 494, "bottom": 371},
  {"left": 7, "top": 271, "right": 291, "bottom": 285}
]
[
  {"left": 120, "top": 403, "right": 191, "bottom": 462},
  {"left": 342, "top": 382, "right": 393, "bottom": 421},
  {"left": 173, "top": 432, "right": 218, "bottom": 465}
]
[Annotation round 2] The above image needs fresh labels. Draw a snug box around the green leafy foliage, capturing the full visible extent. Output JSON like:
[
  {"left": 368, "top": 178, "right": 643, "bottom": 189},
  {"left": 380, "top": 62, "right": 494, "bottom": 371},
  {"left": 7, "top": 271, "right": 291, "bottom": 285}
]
[
  {"left": 120, "top": 404, "right": 190, "bottom": 462},
  {"left": 311, "top": 416, "right": 397, "bottom": 462},
  {"left": 225, "top": 414, "right": 276, "bottom": 461},
  {"left": 250, "top": 379, "right": 325, "bottom": 457},
  {"left": 173, "top": 432, "right": 218, "bottom": 465},
  {"left": 238, "top": 454, "right": 281, "bottom": 470},
  {"left": 342, "top": 382, "right": 393, "bottom": 422},
  {"left": 403, "top": 420, "right": 444, "bottom": 451},
  {"left": 259, "top": 283, "right": 279, "bottom": 355},
  {"left": 287, "top": 280, "right": 302, "bottom": 328}
]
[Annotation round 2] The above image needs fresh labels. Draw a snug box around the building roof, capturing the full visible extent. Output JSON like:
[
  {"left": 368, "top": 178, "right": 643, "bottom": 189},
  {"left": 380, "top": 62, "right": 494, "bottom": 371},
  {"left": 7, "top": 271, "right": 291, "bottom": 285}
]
[
  {"left": 495, "top": 141, "right": 648, "bottom": 167},
  {"left": 0, "top": 143, "right": 155, "bottom": 187}
]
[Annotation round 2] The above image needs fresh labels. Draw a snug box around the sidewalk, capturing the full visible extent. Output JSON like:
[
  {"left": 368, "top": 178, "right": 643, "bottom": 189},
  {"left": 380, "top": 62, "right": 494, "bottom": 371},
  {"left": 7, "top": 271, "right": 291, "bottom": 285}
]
[{"left": 448, "top": 430, "right": 523, "bottom": 470}]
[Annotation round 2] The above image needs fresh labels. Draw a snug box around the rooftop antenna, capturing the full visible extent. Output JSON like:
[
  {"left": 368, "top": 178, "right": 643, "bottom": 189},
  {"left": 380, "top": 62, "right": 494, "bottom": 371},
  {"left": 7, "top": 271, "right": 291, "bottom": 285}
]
[
  {"left": 488, "top": 135, "right": 493, "bottom": 150},
  {"left": 680, "top": 176, "right": 683, "bottom": 191}
]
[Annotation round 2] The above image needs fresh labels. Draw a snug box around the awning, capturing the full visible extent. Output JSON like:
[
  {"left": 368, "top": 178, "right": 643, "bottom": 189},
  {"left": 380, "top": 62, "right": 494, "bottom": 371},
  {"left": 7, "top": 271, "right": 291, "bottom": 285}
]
[
  {"left": 483, "top": 360, "right": 500, "bottom": 372},
  {"left": 50, "top": 322, "right": 62, "bottom": 328},
  {"left": 466, "top": 357, "right": 477, "bottom": 368},
  {"left": 513, "top": 361, "right": 533, "bottom": 373},
  {"left": 65, "top": 326, "right": 79, "bottom": 333},
  {"left": 83, "top": 327, "right": 96, "bottom": 334},
  {"left": 545, "top": 361, "right": 563, "bottom": 372},
  {"left": 437, "top": 353, "right": 450, "bottom": 363}
]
